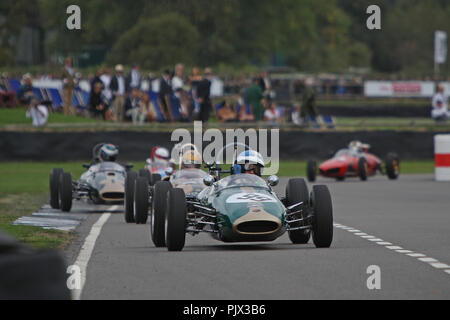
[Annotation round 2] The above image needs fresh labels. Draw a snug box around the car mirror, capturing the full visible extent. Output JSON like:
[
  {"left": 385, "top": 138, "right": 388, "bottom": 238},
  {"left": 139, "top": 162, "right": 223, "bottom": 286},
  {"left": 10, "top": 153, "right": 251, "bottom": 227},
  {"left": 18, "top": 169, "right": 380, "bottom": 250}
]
[
  {"left": 165, "top": 167, "right": 174, "bottom": 176},
  {"left": 82, "top": 164, "right": 91, "bottom": 169},
  {"left": 203, "top": 175, "right": 215, "bottom": 187},
  {"left": 268, "top": 175, "right": 279, "bottom": 187},
  {"left": 146, "top": 159, "right": 152, "bottom": 165},
  {"left": 205, "top": 161, "right": 214, "bottom": 168},
  {"left": 125, "top": 163, "right": 134, "bottom": 170}
]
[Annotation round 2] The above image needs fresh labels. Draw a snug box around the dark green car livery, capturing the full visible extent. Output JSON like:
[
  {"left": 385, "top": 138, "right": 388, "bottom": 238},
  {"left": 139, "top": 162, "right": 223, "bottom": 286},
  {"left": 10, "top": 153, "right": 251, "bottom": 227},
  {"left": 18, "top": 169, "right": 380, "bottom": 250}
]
[{"left": 197, "top": 175, "right": 287, "bottom": 242}]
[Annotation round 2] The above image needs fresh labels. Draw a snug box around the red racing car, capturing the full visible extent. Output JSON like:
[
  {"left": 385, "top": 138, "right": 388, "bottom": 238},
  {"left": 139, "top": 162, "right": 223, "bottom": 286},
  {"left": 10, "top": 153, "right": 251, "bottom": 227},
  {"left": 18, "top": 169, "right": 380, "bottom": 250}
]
[{"left": 307, "top": 142, "right": 400, "bottom": 182}]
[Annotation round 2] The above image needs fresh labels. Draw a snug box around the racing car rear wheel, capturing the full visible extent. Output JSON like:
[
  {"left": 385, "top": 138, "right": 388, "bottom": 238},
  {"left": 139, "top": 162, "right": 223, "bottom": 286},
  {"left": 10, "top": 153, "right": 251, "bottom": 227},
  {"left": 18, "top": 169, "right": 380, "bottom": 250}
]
[
  {"left": 286, "top": 179, "right": 311, "bottom": 244},
  {"left": 307, "top": 160, "right": 317, "bottom": 182},
  {"left": 151, "top": 174, "right": 162, "bottom": 186},
  {"left": 58, "top": 172, "right": 73, "bottom": 212},
  {"left": 124, "top": 171, "right": 138, "bottom": 223},
  {"left": 151, "top": 181, "right": 172, "bottom": 247},
  {"left": 311, "top": 185, "right": 333, "bottom": 248},
  {"left": 50, "top": 168, "right": 63, "bottom": 209},
  {"left": 165, "top": 188, "right": 187, "bottom": 252},
  {"left": 134, "top": 177, "right": 149, "bottom": 224},
  {"left": 358, "top": 157, "right": 368, "bottom": 181},
  {"left": 385, "top": 153, "right": 400, "bottom": 180},
  {"left": 139, "top": 169, "right": 151, "bottom": 185}
]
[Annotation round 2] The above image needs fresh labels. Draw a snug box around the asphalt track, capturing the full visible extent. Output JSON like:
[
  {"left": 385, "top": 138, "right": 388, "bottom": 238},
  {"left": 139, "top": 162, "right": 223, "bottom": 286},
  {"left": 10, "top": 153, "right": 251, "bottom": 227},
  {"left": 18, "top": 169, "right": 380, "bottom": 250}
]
[{"left": 65, "top": 175, "right": 450, "bottom": 300}]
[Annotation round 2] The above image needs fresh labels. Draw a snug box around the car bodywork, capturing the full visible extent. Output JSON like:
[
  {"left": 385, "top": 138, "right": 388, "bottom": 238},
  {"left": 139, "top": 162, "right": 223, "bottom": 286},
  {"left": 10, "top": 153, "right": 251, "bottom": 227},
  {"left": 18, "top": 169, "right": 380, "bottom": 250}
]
[
  {"left": 194, "top": 174, "right": 286, "bottom": 242},
  {"left": 158, "top": 143, "right": 334, "bottom": 251},
  {"left": 76, "top": 162, "right": 126, "bottom": 203},
  {"left": 319, "top": 149, "right": 382, "bottom": 179}
]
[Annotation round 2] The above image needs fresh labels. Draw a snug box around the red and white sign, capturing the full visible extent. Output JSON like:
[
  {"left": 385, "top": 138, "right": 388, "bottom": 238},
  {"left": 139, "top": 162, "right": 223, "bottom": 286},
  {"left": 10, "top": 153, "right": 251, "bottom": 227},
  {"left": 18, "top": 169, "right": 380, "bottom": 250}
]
[
  {"left": 365, "top": 81, "right": 440, "bottom": 98},
  {"left": 435, "top": 135, "right": 450, "bottom": 181}
]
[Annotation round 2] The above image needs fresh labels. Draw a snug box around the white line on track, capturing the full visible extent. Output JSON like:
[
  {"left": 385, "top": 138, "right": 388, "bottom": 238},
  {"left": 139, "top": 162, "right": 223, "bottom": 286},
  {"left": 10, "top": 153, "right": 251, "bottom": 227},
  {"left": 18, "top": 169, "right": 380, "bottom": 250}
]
[
  {"left": 71, "top": 205, "right": 116, "bottom": 300},
  {"left": 334, "top": 222, "right": 450, "bottom": 277}
]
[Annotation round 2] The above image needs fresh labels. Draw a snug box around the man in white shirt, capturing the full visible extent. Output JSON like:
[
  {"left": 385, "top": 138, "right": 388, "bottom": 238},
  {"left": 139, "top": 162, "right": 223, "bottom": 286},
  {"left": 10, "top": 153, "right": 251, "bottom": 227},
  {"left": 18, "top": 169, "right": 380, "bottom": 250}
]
[
  {"left": 100, "top": 67, "right": 112, "bottom": 103},
  {"left": 432, "top": 85, "right": 450, "bottom": 122},
  {"left": 127, "top": 64, "right": 141, "bottom": 92},
  {"left": 26, "top": 96, "right": 49, "bottom": 127},
  {"left": 110, "top": 64, "right": 126, "bottom": 122}
]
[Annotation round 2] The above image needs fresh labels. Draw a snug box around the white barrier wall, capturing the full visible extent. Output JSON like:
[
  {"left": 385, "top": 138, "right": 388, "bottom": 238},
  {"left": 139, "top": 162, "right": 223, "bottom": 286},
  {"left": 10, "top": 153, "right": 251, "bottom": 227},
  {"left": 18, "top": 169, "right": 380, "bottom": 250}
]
[
  {"left": 365, "top": 81, "right": 450, "bottom": 98},
  {"left": 435, "top": 135, "right": 450, "bottom": 181}
]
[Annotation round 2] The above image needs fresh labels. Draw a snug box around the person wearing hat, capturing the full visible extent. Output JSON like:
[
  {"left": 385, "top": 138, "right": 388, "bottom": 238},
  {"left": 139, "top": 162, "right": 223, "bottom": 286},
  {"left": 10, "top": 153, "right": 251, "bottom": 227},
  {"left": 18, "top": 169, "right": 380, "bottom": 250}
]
[
  {"left": 109, "top": 64, "right": 127, "bottom": 122},
  {"left": 18, "top": 74, "right": 34, "bottom": 105},
  {"left": 61, "top": 57, "right": 76, "bottom": 115},
  {"left": 26, "top": 95, "right": 49, "bottom": 127}
]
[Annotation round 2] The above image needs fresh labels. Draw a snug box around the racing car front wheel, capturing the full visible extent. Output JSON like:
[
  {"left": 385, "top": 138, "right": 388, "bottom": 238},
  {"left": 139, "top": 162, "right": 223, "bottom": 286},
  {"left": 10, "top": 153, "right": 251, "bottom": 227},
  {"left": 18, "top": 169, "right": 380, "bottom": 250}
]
[
  {"left": 134, "top": 177, "right": 149, "bottom": 224},
  {"left": 151, "top": 181, "right": 172, "bottom": 247},
  {"left": 358, "top": 157, "right": 368, "bottom": 181},
  {"left": 151, "top": 174, "right": 162, "bottom": 186},
  {"left": 59, "top": 172, "right": 73, "bottom": 212},
  {"left": 307, "top": 160, "right": 317, "bottom": 182},
  {"left": 311, "top": 185, "right": 333, "bottom": 248},
  {"left": 139, "top": 169, "right": 151, "bottom": 185},
  {"left": 286, "top": 179, "right": 311, "bottom": 244},
  {"left": 50, "top": 168, "right": 63, "bottom": 209},
  {"left": 124, "top": 171, "right": 138, "bottom": 223},
  {"left": 385, "top": 153, "right": 400, "bottom": 180},
  {"left": 165, "top": 188, "right": 187, "bottom": 252}
]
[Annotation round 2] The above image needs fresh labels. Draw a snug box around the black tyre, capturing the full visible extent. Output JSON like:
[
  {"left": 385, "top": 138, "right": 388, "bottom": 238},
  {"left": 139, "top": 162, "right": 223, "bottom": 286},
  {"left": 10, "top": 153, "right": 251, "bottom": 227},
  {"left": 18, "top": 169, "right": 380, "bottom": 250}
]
[
  {"left": 307, "top": 160, "right": 317, "bottom": 182},
  {"left": 58, "top": 172, "right": 73, "bottom": 212},
  {"left": 385, "top": 153, "right": 400, "bottom": 180},
  {"left": 139, "top": 169, "right": 151, "bottom": 185},
  {"left": 311, "top": 185, "right": 333, "bottom": 248},
  {"left": 286, "top": 178, "right": 311, "bottom": 244},
  {"left": 124, "top": 171, "right": 137, "bottom": 223},
  {"left": 151, "top": 181, "right": 172, "bottom": 247},
  {"left": 165, "top": 188, "right": 187, "bottom": 252},
  {"left": 151, "top": 174, "right": 162, "bottom": 186},
  {"left": 50, "top": 168, "right": 63, "bottom": 209},
  {"left": 358, "top": 157, "right": 368, "bottom": 181},
  {"left": 134, "top": 177, "right": 149, "bottom": 224}
]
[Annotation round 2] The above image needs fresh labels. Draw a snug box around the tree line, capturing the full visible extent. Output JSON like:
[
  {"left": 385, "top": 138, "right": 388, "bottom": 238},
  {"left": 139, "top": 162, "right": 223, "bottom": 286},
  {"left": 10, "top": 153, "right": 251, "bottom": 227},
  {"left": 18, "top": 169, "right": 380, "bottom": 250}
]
[{"left": 0, "top": 0, "right": 449, "bottom": 76}]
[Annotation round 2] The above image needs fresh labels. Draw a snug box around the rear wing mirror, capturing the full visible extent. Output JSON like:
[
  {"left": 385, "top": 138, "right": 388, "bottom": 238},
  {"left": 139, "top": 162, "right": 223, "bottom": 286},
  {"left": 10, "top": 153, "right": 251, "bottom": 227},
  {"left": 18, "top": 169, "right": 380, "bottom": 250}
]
[{"left": 82, "top": 164, "right": 91, "bottom": 169}]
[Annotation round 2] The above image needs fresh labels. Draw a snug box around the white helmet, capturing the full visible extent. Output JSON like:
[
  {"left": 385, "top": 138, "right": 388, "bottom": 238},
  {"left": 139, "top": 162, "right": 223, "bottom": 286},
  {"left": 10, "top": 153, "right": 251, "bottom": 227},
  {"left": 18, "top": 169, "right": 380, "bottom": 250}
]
[
  {"left": 236, "top": 150, "right": 265, "bottom": 176},
  {"left": 99, "top": 144, "right": 119, "bottom": 162},
  {"left": 152, "top": 147, "right": 170, "bottom": 161}
]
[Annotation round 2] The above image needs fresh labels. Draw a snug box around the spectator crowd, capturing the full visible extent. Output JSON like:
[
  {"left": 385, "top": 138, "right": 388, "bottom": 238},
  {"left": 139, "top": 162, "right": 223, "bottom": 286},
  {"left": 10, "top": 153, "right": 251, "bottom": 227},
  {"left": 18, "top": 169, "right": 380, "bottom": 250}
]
[{"left": 2, "top": 59, "right": 449, "bottom": 127}]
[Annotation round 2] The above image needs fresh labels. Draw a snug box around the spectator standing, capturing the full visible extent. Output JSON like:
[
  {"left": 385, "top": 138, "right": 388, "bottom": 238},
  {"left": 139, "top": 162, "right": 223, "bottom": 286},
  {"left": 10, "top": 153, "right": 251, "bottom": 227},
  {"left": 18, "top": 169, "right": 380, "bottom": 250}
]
[
  {"left": 26, "top": 96, "right": 49, "bottom": 127},
  {"left": 172, "top": 63, "right": 190, "bottom": 119},
  {"left": 100, "top": 68, "right": 113, "bottom": 104},
  {"left": 258, "top": 71, "right": 271, "bottom": 97},
  {"left": 158, "top": 70, "right": 174, "bottom": 122},
  {"left": 110, "top": 64, "right": 127, "bottom": 122},
  {"left": 0, "top": 75, "right": 16, "bottom": 108},
  {"left": 89, "top": 82, "right": 109, "bottom": 120},
  {"left": 431, "top": 85, "right": 450, "bottom": 122},
  {"left": 245, "top": 78, "right": 264, "bottom": 121},
  {"left": 301, "top": 77, "right": 318, "bottom": 123},
  {"left": 18, "top": 74, "right": 34, "bottom": 104},
  {"left": 197, "top": 68, "right": 213, "bottom": 123},
  {"left": 127, "top": 64, "right": 141, "bottom": 92},
  {"left": 189, "top": 67, "right": 203, "bottom": 118},
  {"left": 62, "top": 57, "right": 76, "bottom": 115}
]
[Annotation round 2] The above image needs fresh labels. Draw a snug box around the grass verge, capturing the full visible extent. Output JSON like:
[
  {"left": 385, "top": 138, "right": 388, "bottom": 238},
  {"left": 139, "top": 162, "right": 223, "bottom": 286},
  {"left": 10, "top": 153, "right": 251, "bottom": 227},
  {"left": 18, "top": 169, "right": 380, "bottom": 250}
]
[{"left": 0, "top": 193, "right": 74, "bottom": 249}]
